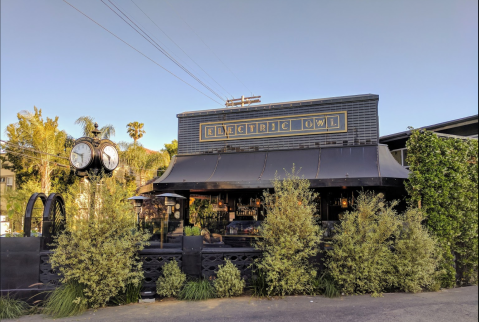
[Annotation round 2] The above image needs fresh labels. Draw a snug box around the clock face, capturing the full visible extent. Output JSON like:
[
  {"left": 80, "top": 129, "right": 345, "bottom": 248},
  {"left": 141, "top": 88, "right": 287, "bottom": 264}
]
[
  {"left": 175, "top": 203, "right": 180, "bottom": 210},
  {"left": 174, "top": 211, "right": 180, "bottom": 219},
  {"left": 101, "top": 145, "right": 119, "bottom": 171},
  {"left": 70, "top": 142, "right": 93, "bottom": 169}
]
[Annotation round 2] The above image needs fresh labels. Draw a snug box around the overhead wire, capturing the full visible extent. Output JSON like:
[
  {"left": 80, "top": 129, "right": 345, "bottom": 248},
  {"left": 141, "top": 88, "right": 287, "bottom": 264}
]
[
  {"left": 130, "top": 0, "right": 235, "bottom": 100},
  {"left": 165, "top": 0, "right": 253, "bottom": 96},
  {"left": 5, "top": 150, "right": 70, "bottom": 168},
  {"left": 62, "top": 0, "right": 223, "bottom": 106},
  {"left": 123, "top": 1, "right": 227, "bottom": 101},
  {"left": 2, "top": 140, "right": 162, "bottom": 173},
  {"left": 102, "top": 0, "right": 226, "bottom": 102},
  {"left": 1, "top": 140, "right": 69, "bottom": 160}
]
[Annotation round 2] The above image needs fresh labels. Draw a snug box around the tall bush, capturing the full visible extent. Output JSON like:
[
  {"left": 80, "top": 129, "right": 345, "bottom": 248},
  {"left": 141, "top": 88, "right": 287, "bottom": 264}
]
[
  {"left": 326, "top": 192, "right": 440, "bottom": 296},
  {"left": 49, "top": 174, "right": 150, "bottom": 309},
  {"left": 406, "top": 129, "right": 478, "bottom": 286},
  {"left": 255, "top": 166, "right": 322, "bottom": 296}
]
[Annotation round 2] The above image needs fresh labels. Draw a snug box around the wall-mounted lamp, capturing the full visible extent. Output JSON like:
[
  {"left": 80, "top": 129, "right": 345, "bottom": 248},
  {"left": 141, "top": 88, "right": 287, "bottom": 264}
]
[
  {"left": 341, "top": 198, "right": 348, "bottom": 208},
  {"left": 218, "top": 200, "right": 224, "bottom": 207},
  {"left": 255, "top": 198, "right": 261, "bottom": 207}
]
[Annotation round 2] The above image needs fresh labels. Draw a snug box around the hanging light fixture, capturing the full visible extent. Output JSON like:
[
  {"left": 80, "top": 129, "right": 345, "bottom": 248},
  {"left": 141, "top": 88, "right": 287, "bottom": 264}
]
[
  {"left": 218, "top": 199, "right": 224, "bottom": 207},
  {"left": 341, "top": 198, "right": 348, "bottom": 208}
]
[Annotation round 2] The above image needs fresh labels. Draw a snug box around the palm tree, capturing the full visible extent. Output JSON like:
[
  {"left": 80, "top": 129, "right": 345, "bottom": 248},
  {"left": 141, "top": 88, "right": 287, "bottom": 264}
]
[
  {"left": 75, "top": 116, "right": 115, "bottom": 139},
  {"left": 126, "top": 122, "right": 146, "bottom": 145}
]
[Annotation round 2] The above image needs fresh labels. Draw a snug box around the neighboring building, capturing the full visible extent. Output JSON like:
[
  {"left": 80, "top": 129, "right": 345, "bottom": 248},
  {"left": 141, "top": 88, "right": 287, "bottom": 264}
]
[
  {"left": 379, "top": 115, "right": 478, "bottom": 168},
  {"left": 1, "top": 152, "right": 16, "bottom": 234}
]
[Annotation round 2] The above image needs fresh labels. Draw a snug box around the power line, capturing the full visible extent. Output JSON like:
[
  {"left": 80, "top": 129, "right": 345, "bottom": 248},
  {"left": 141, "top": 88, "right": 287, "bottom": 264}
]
[
  {"left": 1, "top": 140, "right": 69, "bottom": 160},
  {"left": 102, "top": 0, "right": 226, "bottom": 102},
  {"left": 62, "top": 0, "right": 223, "bottom": 106},
  {"left": 5, "top": 150, "right": 70, "bottom": 168},
  {"left": 165, "top": 0, "right": 253, "bottom": 96},
  {"left": 130, "top": 0, "right": 235, "bottom": 100}
]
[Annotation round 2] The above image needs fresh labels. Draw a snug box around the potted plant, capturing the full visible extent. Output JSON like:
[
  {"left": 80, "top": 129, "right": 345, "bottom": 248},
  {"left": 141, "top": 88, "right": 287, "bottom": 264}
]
[{"left": 182, "top": 226, "right": 203, "bottom": 252}]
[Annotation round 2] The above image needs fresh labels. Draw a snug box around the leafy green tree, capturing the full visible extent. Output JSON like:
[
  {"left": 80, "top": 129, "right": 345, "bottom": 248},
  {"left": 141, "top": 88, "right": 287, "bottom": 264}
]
[
  {"left": 164, "top": 139, "right": 178, "bottom": 159},
  {"left": 3, "top": 107, "right": 68, "bottom": 194},
  {"left": 405, "top": 129, "right": 478, "bottom": 287},
  {"left": 118, "top": 142, "right": 170, "bottom": 186},
  {"left": 255, "top": 166, "right": 322, "bottom": 296},
  {"left": 126, "top": 122, "right": 145, "bottom": 145},
  {"left": 75, "top": 116, "right": 115, "bottom": 139},
  {"left": 2, "top": 180, "right": 41, "bottom": 234}
]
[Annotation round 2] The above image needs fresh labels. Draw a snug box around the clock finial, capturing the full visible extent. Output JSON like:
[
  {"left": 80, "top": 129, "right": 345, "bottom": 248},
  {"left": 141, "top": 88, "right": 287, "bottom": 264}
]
[{"left": 92, "top": 122, "right": 101, "bottom": 139}]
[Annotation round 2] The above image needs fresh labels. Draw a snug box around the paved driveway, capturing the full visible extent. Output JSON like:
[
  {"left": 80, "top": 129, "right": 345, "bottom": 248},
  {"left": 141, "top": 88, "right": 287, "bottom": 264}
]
[{"left": 17, "top": 285, "right": 478, "bottom": 322}]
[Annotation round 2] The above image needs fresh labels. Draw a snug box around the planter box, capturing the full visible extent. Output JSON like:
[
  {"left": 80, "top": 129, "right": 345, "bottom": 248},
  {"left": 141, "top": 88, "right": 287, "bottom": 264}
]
[{"left": 182, "top": 236, "right": 203, "bottom": 252}]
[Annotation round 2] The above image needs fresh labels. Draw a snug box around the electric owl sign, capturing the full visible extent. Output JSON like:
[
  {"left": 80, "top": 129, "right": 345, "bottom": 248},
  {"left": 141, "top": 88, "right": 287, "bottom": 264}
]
[{"left": 70, "top": 123, "right": 119, "bottom": 177}]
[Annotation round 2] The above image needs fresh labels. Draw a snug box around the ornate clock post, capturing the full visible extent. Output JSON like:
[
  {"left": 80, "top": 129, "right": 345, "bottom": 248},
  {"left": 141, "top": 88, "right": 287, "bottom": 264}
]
[{"left": 69, "top": 123, "right": 119, "bottom": 177}]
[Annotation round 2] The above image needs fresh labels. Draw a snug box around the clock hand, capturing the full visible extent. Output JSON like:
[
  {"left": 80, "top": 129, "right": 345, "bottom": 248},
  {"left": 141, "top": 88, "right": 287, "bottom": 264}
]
[{"left": 104, "top": 152, "right": 111, "bottom": 166}]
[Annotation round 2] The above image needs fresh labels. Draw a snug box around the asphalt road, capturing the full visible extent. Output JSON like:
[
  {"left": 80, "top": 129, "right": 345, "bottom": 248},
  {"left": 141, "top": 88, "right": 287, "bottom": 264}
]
[{"left": 16, "top": 286, "right": 478, "bottom": 322}]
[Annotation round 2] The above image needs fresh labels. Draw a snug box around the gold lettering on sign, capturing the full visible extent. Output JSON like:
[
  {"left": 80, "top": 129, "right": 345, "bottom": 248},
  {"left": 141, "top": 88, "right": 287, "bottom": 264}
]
[
  {"left": 315, "top": 118, "right": 325, "bottom": 127},
  {"left": 199, "top": 111, "right": 347, "bottom": 142}
]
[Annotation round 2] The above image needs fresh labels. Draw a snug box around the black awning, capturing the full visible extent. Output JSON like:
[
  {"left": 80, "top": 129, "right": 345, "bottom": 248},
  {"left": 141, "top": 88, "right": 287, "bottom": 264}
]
[{"left": 149, "top": 145, "right": 409, "bottom": 192}]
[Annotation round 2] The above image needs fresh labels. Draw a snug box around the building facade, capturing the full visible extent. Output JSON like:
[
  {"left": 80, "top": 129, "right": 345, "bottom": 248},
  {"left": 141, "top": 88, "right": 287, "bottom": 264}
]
[{"left": 139, "top": 94, "right": 409, "bottom": 247}]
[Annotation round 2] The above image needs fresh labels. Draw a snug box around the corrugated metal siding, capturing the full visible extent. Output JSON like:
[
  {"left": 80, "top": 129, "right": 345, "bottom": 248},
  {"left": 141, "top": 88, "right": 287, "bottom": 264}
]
[{"left": 177, "top": 96, "right": 379, "bottom": 155}]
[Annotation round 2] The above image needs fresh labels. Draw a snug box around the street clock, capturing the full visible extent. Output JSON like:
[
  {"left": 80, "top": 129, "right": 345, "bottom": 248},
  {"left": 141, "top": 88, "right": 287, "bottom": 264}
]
[{"left": 70, "top": 123, "right": 119, "bottom": 177}]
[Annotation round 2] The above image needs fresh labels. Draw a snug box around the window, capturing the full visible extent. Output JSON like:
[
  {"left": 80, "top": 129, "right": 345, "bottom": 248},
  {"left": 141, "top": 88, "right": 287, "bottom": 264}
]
[
  {"left": 391, "top": 150, "right": 402, "bottom": 165},
  {"left": 6, "top": 177, "right": 13, "bottom": 190},
  {"left": 390, "top": 148, "right": 409, "bottom": 169}
]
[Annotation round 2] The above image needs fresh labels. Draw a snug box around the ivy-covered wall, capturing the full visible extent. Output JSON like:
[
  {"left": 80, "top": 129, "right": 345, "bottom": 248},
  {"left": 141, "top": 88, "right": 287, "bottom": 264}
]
[{"left": 405, "top": 129, "right": 478, "bottom": 287}]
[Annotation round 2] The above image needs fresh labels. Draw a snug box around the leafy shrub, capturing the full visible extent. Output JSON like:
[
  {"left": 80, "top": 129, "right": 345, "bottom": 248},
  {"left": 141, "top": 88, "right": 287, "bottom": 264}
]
[
  {"left": 191, "top": 226, "right": 201, "bottom": 236},
  {"left": 326, "top": 192, "right": 440, "bottom": 297},
  {"left": 43, "top": 281, "right": 88, "bottom": 318},
  {"left": 184, "top": 226, "right": 193, "bottom": 236},
  {"left": 0, "top": 295, "right": 29, "bottom": 319},
  {"left": 178, "top": 280, "right": 216, "bottom": 301},
  {"left": 214, "top": 260, "right": 245, "bottom": 298},
  {"left": 184, "top": 226, "right": 201, "bottom": 236},
  {"left": 156, "top": 261, "right": 186, "bottom": 298},
  {"left": 49, "top": 175, "right": 150, "bottom": 309},
  {"left": 255, "top": 166, "right": 322, "bottom": 296},
  {"left": 393, "top": 208, "right": 443, "bottom": 293},
  {"left": 406, "top": 129, "right": 478, "bottom": 287}
]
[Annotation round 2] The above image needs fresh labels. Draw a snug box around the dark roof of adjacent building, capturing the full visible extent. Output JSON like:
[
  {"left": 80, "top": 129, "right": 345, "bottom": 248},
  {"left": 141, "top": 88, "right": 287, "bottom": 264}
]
[{"left": 380, "top": 114, "right": 478, "bottom": 143}]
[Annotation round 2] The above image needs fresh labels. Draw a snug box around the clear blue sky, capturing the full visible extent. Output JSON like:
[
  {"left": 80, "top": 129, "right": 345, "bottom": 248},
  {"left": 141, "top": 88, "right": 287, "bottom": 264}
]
[{"left": 2, "top": 0, "right": 477, "bottom": 150}]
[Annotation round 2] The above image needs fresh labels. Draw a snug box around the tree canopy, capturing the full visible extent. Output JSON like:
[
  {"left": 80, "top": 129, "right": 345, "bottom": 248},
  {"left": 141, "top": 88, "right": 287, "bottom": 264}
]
[
  {"left": 75, "top": 116, "right": 115, "bottom": 139},
  {"left": 3, "top": 107, "right": 69, "bottom": 194},
  {"left": 126, "top": 122, "right": 145, "bottom": 145}
]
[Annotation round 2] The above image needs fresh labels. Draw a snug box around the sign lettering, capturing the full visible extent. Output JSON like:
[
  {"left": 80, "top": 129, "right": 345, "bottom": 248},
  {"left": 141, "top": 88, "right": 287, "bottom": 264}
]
[{"left": 200, "top": 111, "right": 347, "bottom": 142}]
